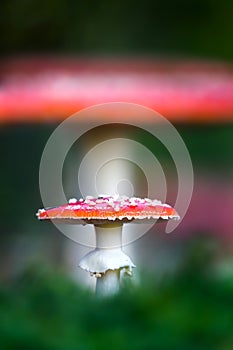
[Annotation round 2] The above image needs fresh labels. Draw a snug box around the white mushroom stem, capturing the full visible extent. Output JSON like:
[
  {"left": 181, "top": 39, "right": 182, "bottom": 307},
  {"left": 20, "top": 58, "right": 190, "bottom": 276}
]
[
  {"left": 96, "top": 269, "right": 121, "bottom": 296},
  {"left": 79, "top": 223, "right": 135, "bottom": 296},
  {"left": 96, "top": 223, "right": 123, "bottom": 249}
]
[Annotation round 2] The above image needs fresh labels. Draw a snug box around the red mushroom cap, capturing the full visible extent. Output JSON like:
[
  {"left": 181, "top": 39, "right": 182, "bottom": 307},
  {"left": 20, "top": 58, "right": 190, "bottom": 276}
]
[{"left": 36, "top": 195, "right": 179, "bottom": 224}]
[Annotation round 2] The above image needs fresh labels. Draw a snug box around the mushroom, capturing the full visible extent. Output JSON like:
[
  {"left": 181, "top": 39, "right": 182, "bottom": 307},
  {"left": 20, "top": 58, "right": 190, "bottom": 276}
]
[{"left": 36, "top": 195, "right": 179, "bottom": 296}]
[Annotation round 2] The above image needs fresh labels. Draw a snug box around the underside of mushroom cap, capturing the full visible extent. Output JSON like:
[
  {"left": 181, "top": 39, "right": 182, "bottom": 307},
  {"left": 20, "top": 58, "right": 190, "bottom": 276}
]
[{"left": 37, "top": 195, "right": 180, "bottom": 223}]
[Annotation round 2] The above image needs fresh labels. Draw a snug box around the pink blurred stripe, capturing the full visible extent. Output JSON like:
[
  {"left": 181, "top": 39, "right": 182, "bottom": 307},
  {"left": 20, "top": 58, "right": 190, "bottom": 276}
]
[{"left": 0, "top": 57, "right": 233, "bottom": 123}]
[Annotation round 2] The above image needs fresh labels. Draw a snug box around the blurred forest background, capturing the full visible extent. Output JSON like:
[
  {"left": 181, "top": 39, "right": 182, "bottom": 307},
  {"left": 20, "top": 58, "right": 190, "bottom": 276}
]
[{"left": 1, "top": 0, "right": 233, "bottom": 349}]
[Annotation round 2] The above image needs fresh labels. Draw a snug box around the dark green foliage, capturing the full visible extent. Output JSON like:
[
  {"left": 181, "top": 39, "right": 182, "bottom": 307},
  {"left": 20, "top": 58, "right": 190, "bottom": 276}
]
[
  {"left": 0, "top": 0, "right": 233, "bottom": 60},
  {"left": 0, "top": 247, "right": 233, "bottom": 350}
]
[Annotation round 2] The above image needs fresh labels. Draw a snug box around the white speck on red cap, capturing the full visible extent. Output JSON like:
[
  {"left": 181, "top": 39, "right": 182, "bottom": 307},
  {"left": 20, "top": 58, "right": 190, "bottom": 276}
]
[{"left": 68, "top": 198, "right": 77, "bottom": 204}]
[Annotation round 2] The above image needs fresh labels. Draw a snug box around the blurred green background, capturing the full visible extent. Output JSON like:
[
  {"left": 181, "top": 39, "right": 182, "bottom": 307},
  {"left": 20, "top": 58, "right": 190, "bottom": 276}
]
[
  {"left": 1, "top": 1, "right": 233, "bottom": 349},
  {"left": 0, "top": 0, "right": 233, "bottom": 60}
]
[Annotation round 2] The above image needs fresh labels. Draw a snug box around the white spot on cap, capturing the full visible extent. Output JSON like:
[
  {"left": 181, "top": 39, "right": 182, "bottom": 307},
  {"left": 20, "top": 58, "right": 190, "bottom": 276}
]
[
  {"left": 36, "top": 208, "right": 45, "bottom": 217},
  {"left": 86, "top": 195, "right": 94, "bottom": 200},
  {"left": 68, "top": 198, "right": 77, "bottom": 204}
]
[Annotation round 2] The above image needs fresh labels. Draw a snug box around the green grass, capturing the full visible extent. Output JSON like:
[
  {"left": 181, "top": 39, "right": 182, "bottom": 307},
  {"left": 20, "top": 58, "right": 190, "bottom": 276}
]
[{"left": 0, "top": 248, "right": 233, "bottom": 350}]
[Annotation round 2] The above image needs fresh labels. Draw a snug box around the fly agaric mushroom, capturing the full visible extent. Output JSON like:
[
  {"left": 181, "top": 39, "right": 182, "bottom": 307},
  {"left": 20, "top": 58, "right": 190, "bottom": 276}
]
[{"left": 37, "top": 195, "right": 179, "bottom": 296}]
